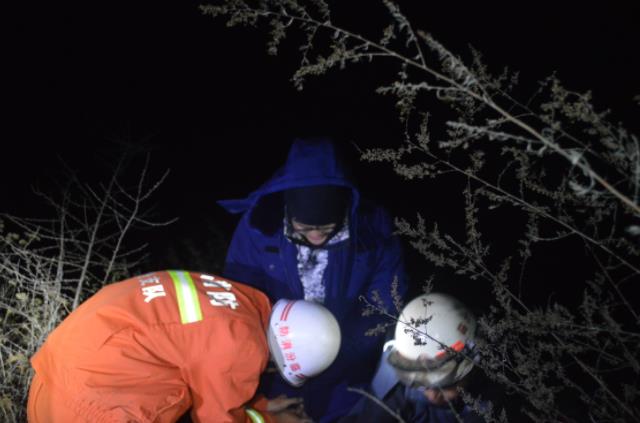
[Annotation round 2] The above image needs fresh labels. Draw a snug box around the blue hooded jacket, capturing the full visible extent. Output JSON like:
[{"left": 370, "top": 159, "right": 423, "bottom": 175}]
[{"left": 218, "top": 138, "right": 408, "bottom": 422}]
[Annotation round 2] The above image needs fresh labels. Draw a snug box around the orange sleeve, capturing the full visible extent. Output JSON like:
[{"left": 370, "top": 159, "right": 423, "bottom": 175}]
[{"left": 182, "top": 318, "right": 271, "bottom": 423}]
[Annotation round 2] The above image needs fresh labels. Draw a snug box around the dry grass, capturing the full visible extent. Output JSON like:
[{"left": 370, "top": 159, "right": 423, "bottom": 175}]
[{"left": 0, "top": 153, "right": 174, "bottom": 422}]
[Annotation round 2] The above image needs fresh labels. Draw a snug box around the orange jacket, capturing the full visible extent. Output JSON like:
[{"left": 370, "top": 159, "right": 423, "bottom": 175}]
[{"left": 30, "top": 270, "right": 274, "bottom": 423}]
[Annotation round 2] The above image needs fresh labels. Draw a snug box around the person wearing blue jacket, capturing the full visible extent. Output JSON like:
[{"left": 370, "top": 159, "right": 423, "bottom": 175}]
[{"left": 218, "top": 137, "right": 409, "bottom": 422}]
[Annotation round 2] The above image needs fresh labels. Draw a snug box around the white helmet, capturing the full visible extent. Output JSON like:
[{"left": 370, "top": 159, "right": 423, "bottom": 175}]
[
  {"left": 267, "top": 299, "right": 341, "bottom": 387},
  {"left": 386, "top": 293, "right": 478, "bottom": 388}
]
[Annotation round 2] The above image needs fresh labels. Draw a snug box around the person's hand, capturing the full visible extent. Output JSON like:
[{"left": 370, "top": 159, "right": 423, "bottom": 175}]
[
  {"left": 267, "top": 395, "right": 313, "bottom": 423},
  {"left": 266, "top": 395, "right": 303, "bottom": 413},
  {"left": 272, "top": 409, "right": 313, "bottom": 423}
]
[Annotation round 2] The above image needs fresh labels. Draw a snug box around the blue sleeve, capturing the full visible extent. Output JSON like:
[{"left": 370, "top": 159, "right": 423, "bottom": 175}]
[
  {"left": 342, "top": 229, "right": 408, "bottom": 383},
  {"left": 324, "top": 209, "right": 409, "bottom": 386},
  {"left": 223, "top": 216, "right": 278, "bottom": 298}
]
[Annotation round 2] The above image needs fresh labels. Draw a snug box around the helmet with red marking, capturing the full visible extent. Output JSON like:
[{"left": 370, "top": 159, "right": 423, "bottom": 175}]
[
  {"left": 386, "top": 293, "right": 478, "bottom": 388},
  {"left": 267, "top": 299, "right": 341, "bottom": 387}
]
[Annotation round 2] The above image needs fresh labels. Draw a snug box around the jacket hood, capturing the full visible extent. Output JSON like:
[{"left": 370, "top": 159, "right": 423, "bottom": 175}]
[{"left": 218, "top": 138, "right": 360, "bottom": 234}]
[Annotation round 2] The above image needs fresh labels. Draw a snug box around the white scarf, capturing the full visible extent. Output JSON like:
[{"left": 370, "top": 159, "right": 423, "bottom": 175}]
[{"left": 293, "top": 223, "right": 349, "bottom": 303}]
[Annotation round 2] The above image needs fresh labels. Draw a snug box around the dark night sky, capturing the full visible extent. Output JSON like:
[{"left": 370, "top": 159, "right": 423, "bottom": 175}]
[{"left": 3, "top": 1, "right": 639, "bottom": 280}]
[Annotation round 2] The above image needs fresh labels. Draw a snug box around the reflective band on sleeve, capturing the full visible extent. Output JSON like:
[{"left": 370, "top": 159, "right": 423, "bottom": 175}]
[
  {"left": 169, "top": 270, "right": 203, "bottom": 324},
  {"left": 245, "top": 408, "right": 265, "bottom": 423}
]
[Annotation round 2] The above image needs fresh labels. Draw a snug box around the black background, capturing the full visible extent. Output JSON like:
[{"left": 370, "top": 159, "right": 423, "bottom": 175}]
[{"left": 4, "top": 1, "right": 639, "bottom": 295}]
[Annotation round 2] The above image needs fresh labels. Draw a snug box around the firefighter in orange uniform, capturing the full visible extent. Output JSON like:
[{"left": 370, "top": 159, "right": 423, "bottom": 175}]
[{"left": 27, "top": 270, "right": 341, "bottom": 423}]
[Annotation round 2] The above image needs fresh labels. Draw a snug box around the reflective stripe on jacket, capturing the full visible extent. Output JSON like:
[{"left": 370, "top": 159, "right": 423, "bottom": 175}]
[{"left": 30, "top": 270, "right": 273, "bottom": 423}]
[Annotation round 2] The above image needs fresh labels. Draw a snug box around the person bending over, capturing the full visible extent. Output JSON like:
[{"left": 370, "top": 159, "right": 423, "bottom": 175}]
[{"left": 28, "top": 270, "right": 340, "bottom": 423}]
